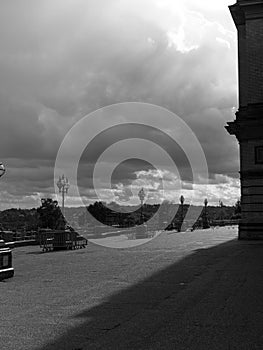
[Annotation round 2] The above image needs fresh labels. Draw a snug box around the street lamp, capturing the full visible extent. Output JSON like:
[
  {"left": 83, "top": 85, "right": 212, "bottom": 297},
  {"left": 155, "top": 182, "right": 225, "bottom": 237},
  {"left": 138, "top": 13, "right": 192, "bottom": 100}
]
[
  {"left": 180, "top": 195, "right": 185, "bottom": 206},
  {"left": 203, "top": 198, "right": 209, "bottom": 229},
  {"left": 0, "top": 162, "right": 6, "bottom": 178},
  {"left": 56, "top": 175, "right": 70, "bottom": 216},
  {"left": 138, "top": 188, "right": 146, "bottom": 224},
  {"left": 179, "top": 195, "right": 185, "bottom": 232},
  {"left": 0, "top": 162, "right": 5, "bottom": 231}
]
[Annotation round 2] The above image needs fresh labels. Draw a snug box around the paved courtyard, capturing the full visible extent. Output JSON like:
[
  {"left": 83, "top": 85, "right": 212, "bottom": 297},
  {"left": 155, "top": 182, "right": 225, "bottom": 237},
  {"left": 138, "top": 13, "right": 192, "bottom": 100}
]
[{"left": 1, "top": 227, "right": 263, "bottom": 349}]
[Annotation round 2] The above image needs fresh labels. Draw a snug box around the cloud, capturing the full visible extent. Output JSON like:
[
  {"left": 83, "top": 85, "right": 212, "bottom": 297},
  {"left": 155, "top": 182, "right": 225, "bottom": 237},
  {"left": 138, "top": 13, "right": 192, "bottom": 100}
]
[
  {"left": 89, "top": 168, "right": 240, "bottom": 207},
  {"left": 0, "top": 0, "right": 239, "bottom": 208}
]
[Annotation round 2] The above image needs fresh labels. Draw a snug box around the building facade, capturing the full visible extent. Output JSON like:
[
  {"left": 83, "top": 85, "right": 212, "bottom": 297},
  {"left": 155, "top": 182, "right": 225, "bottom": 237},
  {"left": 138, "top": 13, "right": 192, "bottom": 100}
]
[{"left": 226, "top": 0, "right": 263, "bottom": 239}]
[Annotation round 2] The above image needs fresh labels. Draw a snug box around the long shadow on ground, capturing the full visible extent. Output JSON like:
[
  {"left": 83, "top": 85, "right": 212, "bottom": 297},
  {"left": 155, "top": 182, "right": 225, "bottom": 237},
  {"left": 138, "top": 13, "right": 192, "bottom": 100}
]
[{"left": 37, "top": 239, "right": 263, "bottom": 350}]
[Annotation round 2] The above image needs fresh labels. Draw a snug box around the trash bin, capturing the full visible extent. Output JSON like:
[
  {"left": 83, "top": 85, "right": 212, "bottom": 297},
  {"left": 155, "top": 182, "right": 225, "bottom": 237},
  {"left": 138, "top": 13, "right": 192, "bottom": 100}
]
[{"left": 0, "top": 240, "right": 14, "bottom": 281}]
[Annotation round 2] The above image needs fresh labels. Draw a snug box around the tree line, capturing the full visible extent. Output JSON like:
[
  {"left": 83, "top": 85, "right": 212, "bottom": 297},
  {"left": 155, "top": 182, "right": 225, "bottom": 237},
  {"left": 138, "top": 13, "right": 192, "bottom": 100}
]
[{"left": 0, "top": 198, "right": 241, "bottom": 232}]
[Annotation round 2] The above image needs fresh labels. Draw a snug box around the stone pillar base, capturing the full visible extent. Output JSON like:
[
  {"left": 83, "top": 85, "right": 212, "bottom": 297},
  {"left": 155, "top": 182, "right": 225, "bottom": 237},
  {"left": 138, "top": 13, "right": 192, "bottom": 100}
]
[{"left": 239, "top": 220, "right": 263, "bottom": 240}]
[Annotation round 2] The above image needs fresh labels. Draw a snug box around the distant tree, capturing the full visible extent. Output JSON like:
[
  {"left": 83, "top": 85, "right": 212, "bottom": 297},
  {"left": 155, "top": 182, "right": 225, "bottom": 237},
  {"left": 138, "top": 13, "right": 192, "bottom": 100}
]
[
  {"left": 233, "top": 199, "right": 241, "bottom": 219},
  {"left": 88, "top": 201, "right": 107, "bottom": 225},
  {"left": 37, "top": 198, "right": 66, "bottom": 230},
  {"left": 0, "top": 208, "right": 39, "bottom": 231}
]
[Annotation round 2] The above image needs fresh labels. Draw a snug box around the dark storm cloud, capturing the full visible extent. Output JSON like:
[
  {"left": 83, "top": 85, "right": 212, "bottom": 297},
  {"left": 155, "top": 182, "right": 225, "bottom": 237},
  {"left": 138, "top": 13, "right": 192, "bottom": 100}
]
[{"left": 0, "top": 0, "right": 239, "bottom": 207}]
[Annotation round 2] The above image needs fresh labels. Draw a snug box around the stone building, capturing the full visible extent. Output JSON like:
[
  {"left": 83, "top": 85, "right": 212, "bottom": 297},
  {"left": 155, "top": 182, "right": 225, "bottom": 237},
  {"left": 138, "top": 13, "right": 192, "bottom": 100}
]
[{"left": 226, "top": 0, "right": 263, "bottom": 239}]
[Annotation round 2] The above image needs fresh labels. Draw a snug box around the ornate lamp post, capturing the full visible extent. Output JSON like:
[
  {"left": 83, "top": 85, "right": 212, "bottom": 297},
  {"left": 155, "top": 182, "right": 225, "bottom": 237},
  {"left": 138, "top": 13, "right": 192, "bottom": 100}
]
[
  {"left": 178, "top": 195, "right": 184, "bottom": 232},
  {"left": 0, "top": 162, "right": 6, "bottom": 231},
  {"left": 203, "top": 198, "right": 209, "bottom": 229},
  {"left": 138, "top": 188, "right": 146, "bottom": 224},
  {"left": 0, "top": 162, "right": 5, "bottom": 226},
  {"left": 56, "top": 175, "right": 70, "bottom": 216}
]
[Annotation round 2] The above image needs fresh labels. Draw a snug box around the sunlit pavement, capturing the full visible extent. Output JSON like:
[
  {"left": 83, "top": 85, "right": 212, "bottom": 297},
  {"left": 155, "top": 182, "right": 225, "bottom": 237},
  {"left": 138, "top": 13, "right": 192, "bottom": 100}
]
[{"left": 1, "top": 226, "right": 262, "bottom": 349}]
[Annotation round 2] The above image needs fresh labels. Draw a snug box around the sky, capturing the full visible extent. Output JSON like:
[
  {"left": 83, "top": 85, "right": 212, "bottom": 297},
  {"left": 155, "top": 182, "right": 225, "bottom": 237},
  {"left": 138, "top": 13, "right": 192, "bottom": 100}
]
[{"left": 0, "top": 0, "right": 240, "bottom": 210}]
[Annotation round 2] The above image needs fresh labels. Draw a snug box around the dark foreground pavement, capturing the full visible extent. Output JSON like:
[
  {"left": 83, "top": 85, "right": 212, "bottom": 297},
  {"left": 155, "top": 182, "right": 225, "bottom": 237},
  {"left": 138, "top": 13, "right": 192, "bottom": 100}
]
[{"left": 1, "top": 227, "right": 263, "bottom": 350}]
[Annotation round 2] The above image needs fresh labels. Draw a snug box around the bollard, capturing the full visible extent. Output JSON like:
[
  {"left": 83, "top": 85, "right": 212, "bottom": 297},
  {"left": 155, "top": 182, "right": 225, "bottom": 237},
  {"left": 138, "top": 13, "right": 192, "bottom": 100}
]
[{"left": 0, "top": 240, "right": 14, "bottom": 281}]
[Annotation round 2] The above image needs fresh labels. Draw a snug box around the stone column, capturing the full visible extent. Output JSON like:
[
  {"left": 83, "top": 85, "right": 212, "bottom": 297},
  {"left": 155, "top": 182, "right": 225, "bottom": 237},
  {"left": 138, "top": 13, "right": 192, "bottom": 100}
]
[{"left": 226, "top": 0, "right": 263, "bottom": 239}]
